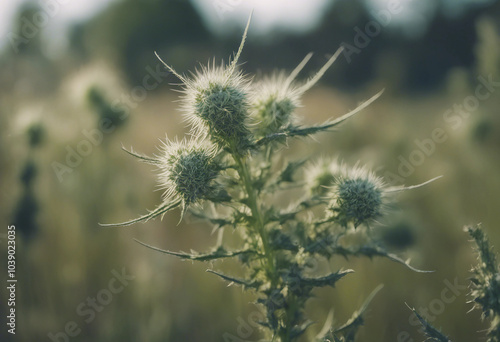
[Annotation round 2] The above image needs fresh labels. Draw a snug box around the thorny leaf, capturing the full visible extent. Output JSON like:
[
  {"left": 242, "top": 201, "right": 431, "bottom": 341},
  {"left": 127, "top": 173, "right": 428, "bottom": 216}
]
[
  {"left": 134, "top": 239, "right": 260, "bottom": 261},
  {"left": 290, "top": 320, "right": 315, "bottom": 339},
  {"left": 206, "top": 269, "right": 260, "bottom": 289},
  {"left": 189, "top": 210, "right": 233, "bottom": 229},
  {"left": 121, "top": 145, "right": 160, "bottom": 165},
  {"left": 333, "top": 284, "right": 384, "bottom": 341},
  {"left": 254, "top": 90, "right": 383, "bottom": 147},
  {"left": 407, "top": 305, "right": 452, "bottom": 342},
  {"left": 284, "top": 269, "right": 354, "bottom": 289},
  {"left": 276, "top": 159, "right": 307, "bottom": 184},
  {"left": 99, "top": 200, "right": 182, "bottom": 227},
  {"left": 306, "top": 240, "right": 432, "bottom": 273}
]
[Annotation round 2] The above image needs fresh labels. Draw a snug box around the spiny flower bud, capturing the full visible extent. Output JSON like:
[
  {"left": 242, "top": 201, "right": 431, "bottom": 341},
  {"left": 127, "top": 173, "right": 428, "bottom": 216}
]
[
  {"left": 327, "top": 164, "right": 441, "bottom": 228},
  {"left": 184, "top": 66, "right": 251, "bottom": 154},
  {"left": 155, "top": 17, "right": 253, "bottom": 155},
  {"left": 100, "top": 139, "right": 223, "bottom": 227},
  {"left": 251, "top": 48, "right": 344, "bottom": 137},
  {"left": 327, "top": 164, "right": 386, "bottom": 228},
  {"left": 252, "top": 72, "right": 300, "bottom": 137},
  {"left": 305, "top": 157, "right": 341, "bottom": 195},
  {"left": 158, "top": 139, "right": 221, "bottom": 207}
]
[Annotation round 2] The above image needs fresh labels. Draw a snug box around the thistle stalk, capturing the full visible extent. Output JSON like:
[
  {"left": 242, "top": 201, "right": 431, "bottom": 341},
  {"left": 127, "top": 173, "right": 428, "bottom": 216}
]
[
  {"left": 102, "top": 15, "right": 440, "bottom": 342},
  {"left": 233, "top": 152, "right": 277, "bottom": 285}
]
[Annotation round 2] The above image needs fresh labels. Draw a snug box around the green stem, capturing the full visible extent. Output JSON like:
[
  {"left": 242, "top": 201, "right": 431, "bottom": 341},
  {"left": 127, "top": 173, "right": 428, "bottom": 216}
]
[
  {"left": 233, "top": 153, "right": 277, "bottom": 284},
  {"left": 279, "top": 294, "right": 300, "bottom": 342}
]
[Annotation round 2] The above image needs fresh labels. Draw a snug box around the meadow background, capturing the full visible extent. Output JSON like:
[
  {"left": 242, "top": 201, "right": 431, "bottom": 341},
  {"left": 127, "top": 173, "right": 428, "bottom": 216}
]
[{"left": 1, "top": 0, "right": 500, "bottom": 341}]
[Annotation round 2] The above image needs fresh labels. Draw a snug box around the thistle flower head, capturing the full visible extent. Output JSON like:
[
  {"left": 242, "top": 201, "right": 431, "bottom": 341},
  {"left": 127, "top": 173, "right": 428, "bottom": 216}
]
[
  {"left": 327, "top": 164, "right": 386, "bottom": 228},
  {"left": 183, "top": 64, "right": 251, "bottom": 153},
  {"left": 251, "top": 71, "right": 301, "bottom": 136},
  {"left": 155, "top": 16, "right": 253, "bottom": 155},
  {"left": 305, "top": 157, "right": 342, "bottom": 195},
  {"left": 158, "top": 139, "right": 221, "bottom": 207},
  {"left": 326, "top": 163, "right": 441, "bottom": 228},
  {"left": 251, "top": 48, "right": 344, "bottom": 137}
]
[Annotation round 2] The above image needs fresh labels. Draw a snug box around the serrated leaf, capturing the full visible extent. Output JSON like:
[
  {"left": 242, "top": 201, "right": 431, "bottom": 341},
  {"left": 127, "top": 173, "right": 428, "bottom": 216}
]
[
  {"left": 290, "top": 320, "right": 315, "bottom": 339},
  {"left": 407, "top": 305, "right": 452, "bottom": 342},
  {"left": 283, "top": 269, "right": 353, "bottom": 290},
  {"left": 99, "top": 199, "right": 182, "bottom": 227},
  {"left": 189, "top": 210, "right": 233, "bottom": 229},
  {"left": 205, "top": 188, "right": 232, "bottom": 203},
  {"left": 134, "top": 239, "right": 258, "bottom": 261},
  {"left": 254, "top": 90, "right": 383, "bottom": 147},
  {"left": 311, "top": 243, "right": 433, "bottom": 273},
  {"left": 334, "top": 284, "right": 384, "bottom": 341},
  {"left": 277, "top": 159, "right": 307, "bottom": 183},
  {"left": 302, "top": 269, "right": 354, "bottom": 287},
  {"left": 121, "top": 145, "right": 160, "bottom": 165},
  {"left": 206, "top": 269, "right": 260, "bottom": 289}
]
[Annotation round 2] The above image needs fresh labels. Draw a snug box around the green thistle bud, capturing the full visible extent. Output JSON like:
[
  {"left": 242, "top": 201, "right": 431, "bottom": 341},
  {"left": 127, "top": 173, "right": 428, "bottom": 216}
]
[
  {"left": 327, "top": 164, "right": 386, "bottom": 228},
  {"left": 251, "top": 48, "right": 344, "bottom": 137},
  {"left": 158, "top": 139, "right": 221, "bottom": 207},
  {"left": 327, "top": 164, "right": 440, "bottom": 228},
  {"left": 305, "top": 158, "right": 341, "bottom": 195},
  {"left": 184, "top": 66, "right": 252, "bottom": 154},
  {"left": 155, "top": 17, "right": 253, "bottom": 155},
  {"left": 252, "top": 72, "right": 300, "bottom": 137}
]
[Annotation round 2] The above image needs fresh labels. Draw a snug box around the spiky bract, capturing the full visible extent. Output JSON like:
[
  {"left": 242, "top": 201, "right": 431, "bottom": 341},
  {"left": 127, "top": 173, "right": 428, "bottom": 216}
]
[
  {"left": 327, "top": 164, "right": 386, "bottom": 228},
  {"left": 155, "top": 16, "right": 253, "bottom": 155},
  {"left": 251, "top": 50, "right": 343, "bottom": 138},
  {"left": 158, "top": 139, "right": 220, "bottom": 206},
  {"left": 305, "top": 158, "right": 342, "bottom": 195},
  {"left": 182, "top": 65, "right": 252, "bottom": 154},
  {"left": 252, "top": 72, "right": 300, "bottom": 136}
]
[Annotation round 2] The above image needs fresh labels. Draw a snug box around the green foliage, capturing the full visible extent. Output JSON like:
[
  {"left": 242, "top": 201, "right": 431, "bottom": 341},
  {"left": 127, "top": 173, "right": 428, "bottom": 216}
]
[
  {"left": 467, "top": 224, "right": 500, "bottom": 342},
  {"left": 27, "top": 123, "right": 45, "bottom": 148},
  {"left": 87, "top": 86, "right": 127, "bottom": 130},
  {"left": 408, "top": 306, "right": 451, "bottom": 342},
  {"left": 410, "top": 225, "right": 500, "bottom": 342},
  {"left": 320, "top": 285, "right": 384, "bottom": 342},
  {"left": 104, "top": 17, "right": 438, "bottom": 341}
]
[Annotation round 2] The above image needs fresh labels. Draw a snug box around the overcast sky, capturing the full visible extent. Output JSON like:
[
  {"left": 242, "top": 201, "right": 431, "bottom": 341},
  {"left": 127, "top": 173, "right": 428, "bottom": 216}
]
[{"left": 0, "top": 0, "right": 496, "bottom": 53}]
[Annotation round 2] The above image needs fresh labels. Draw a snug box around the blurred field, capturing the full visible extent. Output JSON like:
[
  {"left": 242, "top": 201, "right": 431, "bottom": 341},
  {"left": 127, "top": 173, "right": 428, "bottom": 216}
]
[{"left": 1, "top": 1, "right": 500, "bottom": 341}]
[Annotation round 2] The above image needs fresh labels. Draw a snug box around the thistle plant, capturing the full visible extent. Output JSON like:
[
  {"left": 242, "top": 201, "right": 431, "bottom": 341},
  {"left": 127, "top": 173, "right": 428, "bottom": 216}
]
[
  {"left": 406, "top": 305, "right": 451, "bottom": 342},
  {"left": 408, "top": 224, "right": 500, "bottom": 342},
  {"left": 103, "top": 16, "right": 439, "bottom": 341},
  {"left": 467, "top": 224, "right": 500, "bottom": 342}
]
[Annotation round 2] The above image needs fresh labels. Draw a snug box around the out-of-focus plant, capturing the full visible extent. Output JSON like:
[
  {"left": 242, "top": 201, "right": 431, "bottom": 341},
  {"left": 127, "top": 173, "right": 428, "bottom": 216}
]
[
  {"left": 86, "top": 86, "right": 128, "bottom": 132},
  {"left": 410, "top": 224, "right": 500, "bottom": 342},
  {"left": 406, "top": 305, "right": 451, "bottom": 342},
  {"left": 12, "top": 123, "right": 45, "bottom": 241},
  {"left": 103, "top": 17, "right": 439, "bottom": 341},
  {"left": 467, "top": 224, "right": 500, "bottom": 342}
]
